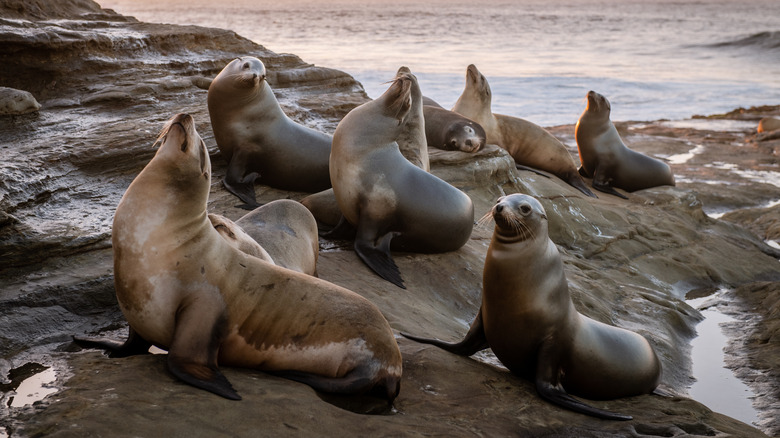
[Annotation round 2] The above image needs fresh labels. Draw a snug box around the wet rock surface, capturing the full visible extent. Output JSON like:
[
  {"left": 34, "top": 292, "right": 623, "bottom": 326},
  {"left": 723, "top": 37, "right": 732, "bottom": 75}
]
[{"left": 1, "top": 1, "right": 779, "bottom": 437}]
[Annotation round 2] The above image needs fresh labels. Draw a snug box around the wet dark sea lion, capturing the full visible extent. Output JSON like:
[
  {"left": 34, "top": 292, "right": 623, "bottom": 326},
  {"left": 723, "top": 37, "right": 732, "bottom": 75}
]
[
  {"left": 207, "top": 56, "right": 332, "bottom": 208},
  {"left": 403, "top": 194, "right": 661, "bottom": 420},
  {"left": 329, "top": 68, "right": 474, "bottom": 288},
  {"left": 575, "top": 90, "right": 675, "bottom": 198}
]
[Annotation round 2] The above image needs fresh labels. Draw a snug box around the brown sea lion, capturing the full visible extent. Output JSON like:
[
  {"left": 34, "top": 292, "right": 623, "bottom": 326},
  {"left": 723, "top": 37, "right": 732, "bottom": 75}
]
[
  {"left": 329, "top": 68, "right": 474, "bottom": 288},
  {"left": 209, "top": 213, "right": 275, "bottom": 263},
  {"left": 302, "top": 66, "right": 434, "bottom": 230},
  {"left": 424, "top": 105, "right": 486, "bottom": 153},
  {"left": 233, "top": 199, "right": 319, "bottom": 277},
  {"left": 74, "top": 114, "right": 402, "bottom": 403},
  {"left": 207, "top": 56, "right": 332, "bottom": 208},
  {"left": 403, "top": 194, "right": 661, "bottom": 420},
  {"left": 451, "top": 64, "right": 596, "bottom": 198},
  {"left": 575, "top": 91, "right": 675, "bottom": 198}
]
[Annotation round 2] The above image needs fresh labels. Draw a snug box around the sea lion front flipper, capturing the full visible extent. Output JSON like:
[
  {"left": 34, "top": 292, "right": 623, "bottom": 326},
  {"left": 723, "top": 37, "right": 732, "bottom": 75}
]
[
  {"left": 73, "top": 327, "right": 152, "bottom": 358},
  {"left": 566, "top": 172, "right": 598, "bottom": 198},
  {"left": 354, "top": 229, "right": 405, "bottom": 289},
  {"left": 534, "top": 340, "right": 632, "bottom": 421},
  {"left": 401, "top": 307, "right": 489, "bottom": 356},
  {"left": 223, "top": 149, "right": 261, "bottom": 209},
  {"left": 319, "top": 214, "right": 357, "bottom": 240},
  {"left": 591, "top": 166, "right": 628, "bottom": 199},
  {"left": 166, "top": 295, "right": 240, "bottom": 400}
]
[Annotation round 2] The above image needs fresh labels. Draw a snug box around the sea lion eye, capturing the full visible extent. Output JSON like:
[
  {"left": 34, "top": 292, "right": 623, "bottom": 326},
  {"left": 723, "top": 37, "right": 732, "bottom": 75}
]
[
  {"left": 180, "top": 139, "right": 188, "bottom": 152},
  {"left": 243, "top": 62, "right": 251, "bottom": 70},
  {"left": 520, "top": 204, "right": 531, "bottom": 215}
]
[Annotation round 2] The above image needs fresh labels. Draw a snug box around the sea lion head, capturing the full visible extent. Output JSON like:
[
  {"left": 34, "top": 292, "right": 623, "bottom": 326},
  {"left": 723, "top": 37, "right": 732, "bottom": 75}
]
[
  {"left": 464, "top": 64, "right": 492, "bottom": 108},
  {"left": 490, "top": 194, "right": 547, "bottom": 243},
  {"left": 154, "top": 113, "right": 210, "bottom": 188},
  {"left": 586, "top": 90, "right": 611, "bottom": 118},
  {"left": 212, "top": 56, "right": 267, "bottom": 92},
  {"left": 379, "top": 72, "right": 413, "bottom": 124},
  {"left": 446, "top": 120, "right": 486, "bottom": 153}
]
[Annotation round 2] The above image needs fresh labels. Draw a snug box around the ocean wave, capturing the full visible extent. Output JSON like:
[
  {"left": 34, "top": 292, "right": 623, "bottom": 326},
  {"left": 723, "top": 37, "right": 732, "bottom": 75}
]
[{"left": 708, "top": 31, "right": 780, "bottom": 51}]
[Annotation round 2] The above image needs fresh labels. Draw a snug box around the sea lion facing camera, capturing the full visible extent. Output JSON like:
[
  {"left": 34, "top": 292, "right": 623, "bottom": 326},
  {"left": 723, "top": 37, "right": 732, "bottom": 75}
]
[
  {"left": 75, "top": 114, "right": 402, "bottom": 403},
  {"left": 329, "top": 68, "right": 474, "bottom": 288},
  {"left": 452, "top": 64, "right": 596, "bottom": 197},
  {"left": 403, "top": 194, "right": 661, "bottom": 420},
  {"left": 575, "top": 90, "right": 675, "bottom": 198},
  {"left": 207, "top": 56, "right": 332, "bottom": 208},
  {"left": 424, "top": 105, "right": 486, "bottom": 153}
]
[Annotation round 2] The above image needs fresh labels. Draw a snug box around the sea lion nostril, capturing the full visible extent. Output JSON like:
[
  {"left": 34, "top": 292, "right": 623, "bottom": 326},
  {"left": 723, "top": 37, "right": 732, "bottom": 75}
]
[
  {"left": 465, "top": 139, "right": 472, "bottom": 146},
  {"left": 495, "top": 204, "right": 504, "bottom": 213}
]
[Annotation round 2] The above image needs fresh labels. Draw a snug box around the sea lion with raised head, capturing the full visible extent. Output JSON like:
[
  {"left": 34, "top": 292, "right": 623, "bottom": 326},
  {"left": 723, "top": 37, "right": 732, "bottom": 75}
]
[
  {"left": 74, "top": 114, "right": 402, "bottom": 403},
  {"left": 403, "top": 194, "right": 661, "bottom": 420},
  {"left": 452, "top": 64, "right": 596, "bottom": 197},
  {"left": 575, "top": 91, "right": 675, "bottom": 198},
  {"left": 302, "top": 66, "right": 435, "bottom": 230},
  {"left": 207, "top": 56, "right": 332, "bottom": 208},
  {"left": 329, "top": 68, "right": 474, "bottom": 288}
]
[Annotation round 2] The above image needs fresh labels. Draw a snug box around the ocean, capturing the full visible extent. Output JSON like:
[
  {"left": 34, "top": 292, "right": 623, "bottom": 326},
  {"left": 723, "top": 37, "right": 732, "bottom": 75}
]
[{"left": 98, "top": 0, "right": 780, "bottom": 127}]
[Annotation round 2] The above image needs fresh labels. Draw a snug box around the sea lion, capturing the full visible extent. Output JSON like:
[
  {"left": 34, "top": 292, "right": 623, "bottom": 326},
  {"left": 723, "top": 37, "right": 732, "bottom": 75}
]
[
  {"left": 451, "top": 64, "right": 596, "bottom": 198},
  {"left": 757, "top": 116, "right": 780, "bottom": 133},
  {"left": 207, "top": 56, "right": 332, "bottom": 208},
  {"left": 424, "top": 105, "right": 486, "bottom": 153},
  {"left": 302, "top": 66, "right": 434, "bottom": 230},
  {"left": 403, "top": 194, "right": 661, "bottom": 420},
  {"left": 233, "top": 199, "right": 319, "bottom": 277},
  {"left": 74, "top": 114, "right": 402, "bottom": 403},
  {"left": 330, "top": 68, "right": 474, "bottom": 288},
  {"left": 209, "top": 213, "right": 275, "bottom": 263},
  {"left": 575, "top": 91, "right": 675, "bottom": 198}
]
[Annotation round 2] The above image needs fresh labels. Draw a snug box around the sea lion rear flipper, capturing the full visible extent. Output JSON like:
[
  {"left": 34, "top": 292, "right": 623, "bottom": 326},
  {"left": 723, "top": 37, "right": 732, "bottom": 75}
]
[
  {"left": 354, "top": 231, "right": 405, "bottom": 289},
  {"left": 167, "top": 296, "right": 241, "bottom": 400},
  {"left": 269, "top": 366, "right": 391, "bottom": 398},
  {"left": 534, "top": 341, "right": 632, "bottom": 421},
  {"left": 224, "top": 150, "right": 261, "bottom": 209},
  {"left": 401, "top": 307, "right": 489, "bottom": 356},
  {"left": 73, "top": 327, "right": 152, "bottom": 358}
]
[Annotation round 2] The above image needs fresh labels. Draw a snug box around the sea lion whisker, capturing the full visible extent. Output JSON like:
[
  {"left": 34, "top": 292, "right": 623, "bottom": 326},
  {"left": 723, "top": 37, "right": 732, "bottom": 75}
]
[{"left": 476, "top": 210, "right": 494, "bottom": 228}]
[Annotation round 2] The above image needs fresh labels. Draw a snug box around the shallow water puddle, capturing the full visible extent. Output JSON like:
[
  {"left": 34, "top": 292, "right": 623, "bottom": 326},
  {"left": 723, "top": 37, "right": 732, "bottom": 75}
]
[
  {"left": 8, "top": 366, "right": 58, "bottom": 408},
  {"left": 686, "top": 293, "right": 760, "bottom": 427}
]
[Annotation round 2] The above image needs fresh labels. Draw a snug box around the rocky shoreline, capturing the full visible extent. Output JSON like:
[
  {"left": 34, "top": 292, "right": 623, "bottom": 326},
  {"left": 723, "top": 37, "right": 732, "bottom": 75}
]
[{"left": 1, "top": 1, "right": 779, "bottom": 436}]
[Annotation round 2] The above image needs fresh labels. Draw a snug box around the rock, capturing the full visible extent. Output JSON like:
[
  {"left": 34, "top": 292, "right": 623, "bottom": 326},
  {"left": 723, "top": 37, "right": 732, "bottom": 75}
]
[
  {"left": 0, "top": 1, "right": 778, "bottom": 437},
  {"left": 0, "top": 87, "right": 40, "bottom": 115}
]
